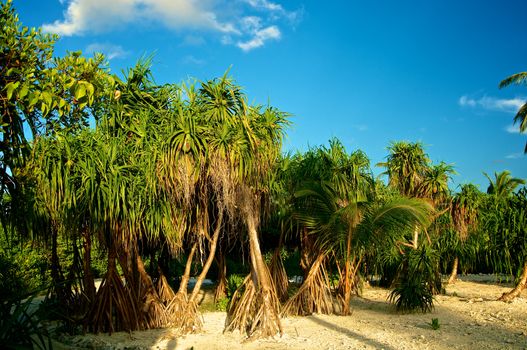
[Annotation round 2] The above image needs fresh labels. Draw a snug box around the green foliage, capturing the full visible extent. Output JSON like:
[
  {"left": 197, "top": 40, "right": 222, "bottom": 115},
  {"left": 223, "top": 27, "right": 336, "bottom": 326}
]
[
  {"left": 0, "top": 294, "right": 51, "bottom": 350},
  {"left": 431, "top": 318, "right": 440, "bottom": 330},
  {"left": 216, "top": 274, "right": 246, "bottom": 311},
  {"left": 499, "top": 71, "right": 527, "bottom": 153},
  {"left": 0, "top": 237, "right": 49, "bottom": 299},
  {"left": 389, "top": 245, "right": 440, "bottom": 313},
  {"left": 227, "top": 274, "right": 245, "bottom": 299},
  {"left": 482, "top": 188, "right": 527, "bottom": 277},
  {"left": 215, "top": 297, "right": 229, "bottom": 312}
]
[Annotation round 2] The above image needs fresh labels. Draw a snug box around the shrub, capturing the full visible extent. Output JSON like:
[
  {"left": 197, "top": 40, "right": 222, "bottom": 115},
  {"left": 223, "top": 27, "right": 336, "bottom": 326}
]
[{"left": 388, "top": 245, "right": 440, "bottom": 313}]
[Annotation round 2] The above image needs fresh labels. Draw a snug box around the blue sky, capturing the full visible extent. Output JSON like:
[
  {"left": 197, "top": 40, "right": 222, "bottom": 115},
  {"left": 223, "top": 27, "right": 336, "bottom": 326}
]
[{"left": 13, "top": 0, "right": 527, "bottom": 190}]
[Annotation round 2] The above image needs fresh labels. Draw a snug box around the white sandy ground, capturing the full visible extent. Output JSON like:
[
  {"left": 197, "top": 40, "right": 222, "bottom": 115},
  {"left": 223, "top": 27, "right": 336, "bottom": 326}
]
[{"left": 56, "top": 275, "right": 527, "bottom": 350}]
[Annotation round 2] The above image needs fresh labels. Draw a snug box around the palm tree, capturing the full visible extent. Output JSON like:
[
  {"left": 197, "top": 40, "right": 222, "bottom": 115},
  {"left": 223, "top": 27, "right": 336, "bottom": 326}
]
[
  {"left": 484, "top": 170, "right": 526, "bottom": 199},
  {"left": 279, "top": 140, "right": 434, "bottom": 316},
  {"left": 418, "top": 162, "right": 456, "bottom": 205},
  {"left": 379, "top": 141, "right": 430, "bottom": 198},
  {"left": 499, "top": 72, "right": 527, "bottom": 152},
  {"left": 379, "top": 141, "right": 430, "bottom": 248},
  {"left": 448, "top": 184, "right": 481, "bottom": 283},
  {"left": 481, "top": 171, "right": 526, "bottom": 302}
]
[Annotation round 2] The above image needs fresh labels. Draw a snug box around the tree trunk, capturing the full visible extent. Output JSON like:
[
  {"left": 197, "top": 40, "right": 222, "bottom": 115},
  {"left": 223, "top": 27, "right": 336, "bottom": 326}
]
[
  {"left": 246, "top": 212, "right": 282, "bottom": 337},
  {"left": 179, "top": 242, "right": 198, "bottom": 294},
  {"left": 498, "top": 261, "right": 527, "bottom": 302},
  {"left": 189, "top": 211, "right": 223, "bottom": 303},
  {"left": 412, "top": 226, "right": 419, "bottom": 249},
  {"left": 49, "top": 226, "right": 69, "bottom": 304},
  {"left": 86, "top": 243, "right": 140, "bottom": 334},
  {"left": 134, "top": 249, "right": 168, "bottom": 328},
  {"left": 282, "top": 254, "right": 335, "bottom": 316},
  {"left": 339, "top": 256, "right": 361, "bottom": 316},
  {"left": 447, "top": 256, "right": 459, "bottom": 284},
  {"left": 300, "top": 227, "right": 313, "bottom": 280},
  {"left": 82, "top": 227, "right": 96, "bottom": 304},
  {"left": 214, "top": 246, "right": 227, "bottom": 302}
]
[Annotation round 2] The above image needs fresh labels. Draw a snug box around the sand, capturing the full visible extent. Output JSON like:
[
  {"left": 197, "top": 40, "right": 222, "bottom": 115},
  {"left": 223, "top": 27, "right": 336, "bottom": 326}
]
[{"left": 60, "top": 275, "right": 527, "bottom": 350}]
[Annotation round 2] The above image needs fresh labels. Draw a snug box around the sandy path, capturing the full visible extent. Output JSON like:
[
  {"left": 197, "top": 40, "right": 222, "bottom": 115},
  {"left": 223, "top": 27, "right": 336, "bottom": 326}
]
[{"left": 62, "top": 275, "right": 527, "bottom": 350}]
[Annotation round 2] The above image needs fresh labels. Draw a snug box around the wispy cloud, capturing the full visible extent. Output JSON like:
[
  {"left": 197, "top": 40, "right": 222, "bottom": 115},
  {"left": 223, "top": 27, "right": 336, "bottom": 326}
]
[
  {"left": 181, "top": 35, "right": 206, "bottom": 46},
  {"left": 243, "top": 0, "right": 304, "bottom": 24},
  {"left": 180, "top": 55, "right": 205, "bottom": 65},
  {"left": 352, "top": 124, "right": 368, "bottom": 132},
  {"left": 237, "top": 24, "right": 280, "bottom": 51},
  {"left": 505, "top": 152, "right": 524, "bottom": 159},
  {"left": 458, "top": 95, "right": 525, "bottom": 113},
  {"left": 505, "top": 124, "right": 522, "bottom": 134},
  {"left": 43, "top": 0, "right": 301, "bottom": 51},
  {"left": 85, "top": 42, "right": 129, "bottom": 60},
  {"left": 244, "top": 0, "right": 283, "bottom": 12}
]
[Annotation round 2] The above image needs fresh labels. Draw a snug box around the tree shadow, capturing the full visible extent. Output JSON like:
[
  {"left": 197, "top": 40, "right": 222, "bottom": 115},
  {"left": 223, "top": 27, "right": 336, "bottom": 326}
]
[
  {"left": 349, "top": 295, "right": 396, "bottom": 315},
  {"left": 307, "top": 315, "right": 398, "bottom": 350}
]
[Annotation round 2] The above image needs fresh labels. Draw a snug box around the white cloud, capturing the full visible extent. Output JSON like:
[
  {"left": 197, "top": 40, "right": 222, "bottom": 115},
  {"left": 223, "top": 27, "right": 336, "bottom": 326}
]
[
  {"left": 43, "top": 0, "right": 237, "bottom": 36},
  {"left": 237, "top": 25, "right": 280, "bottom": 51},
  {"left": 459, "top": 95, "right": 525, "bottom": 113},
  {"left": 86, "top": 43, "right": 129, "bottom": 60},
  {"left": 505, "top": 124, "right": 522, "bottom": 134},
  {"left": 244, "top": 0, "right": 283, "bottom": 12},
  {"left": 43, "top": 0, "right": 300, "bottom": 51},
  {"left": 243, "top": 0, "right": 303, "bottom": 24},
  {"left": 505, "top": 152, "right": 524, "bottom": 159}
]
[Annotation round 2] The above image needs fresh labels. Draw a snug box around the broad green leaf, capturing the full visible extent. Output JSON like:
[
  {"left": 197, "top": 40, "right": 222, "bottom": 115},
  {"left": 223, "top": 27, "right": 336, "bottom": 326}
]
[
  {"left": 5, "top": 81, "right": 20, "bottom": 100},
  {"left": 18, "top": 84, "right": 29, "bottom": 99}
]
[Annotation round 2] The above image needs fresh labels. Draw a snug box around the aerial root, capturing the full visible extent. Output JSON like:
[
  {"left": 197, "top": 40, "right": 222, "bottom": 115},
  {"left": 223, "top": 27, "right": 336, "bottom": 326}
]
[
  {"left": 224, "top": 275, "right": 282, "bottom": 339},
  {"left": 165, "top": 292, "right": 203, "bottom": 334},
  {"left": 282, "top": 255, "right": 339, "bottom": 316}
]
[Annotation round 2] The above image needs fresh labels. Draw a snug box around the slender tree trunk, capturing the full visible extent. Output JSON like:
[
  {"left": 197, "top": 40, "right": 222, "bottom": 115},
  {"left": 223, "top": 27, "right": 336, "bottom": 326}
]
[
  {"left": 499, "top": 261, "right": 527, "bottom": 302},
  {"left": 447, "top": 256, "right": 459, "bottom": 284},
  {"left": 82, "top": 227, "right": 96, "bottom": 304},
  {"left": 214, "top": 246, "right": 227, "bottom": 302},
  {"left": 412, "top": 226, "right": 419, "bottom": 249},
  {"left": 246, "top": 212, "right": 282, "bottom": 337},
  {"left": 189, "top": 211, "right": 223, "bottom": 303},
  {"left": 49, "top": 226, "right": 69, "bottom": 303},
  {"left": 340, "top": 256, "right": 361, "bottom": 316},
  {"left": 300, "top": 227, "right": 312, "bottom": 280},
  {"left": 179, "top": 242, "right": 198, "bottom": 294}
]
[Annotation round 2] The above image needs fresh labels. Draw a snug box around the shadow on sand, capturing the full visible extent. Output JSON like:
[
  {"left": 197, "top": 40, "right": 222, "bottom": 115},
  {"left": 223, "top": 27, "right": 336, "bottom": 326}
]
[{"left": 307, "top": 315, "right": 397, "bottom": 350}]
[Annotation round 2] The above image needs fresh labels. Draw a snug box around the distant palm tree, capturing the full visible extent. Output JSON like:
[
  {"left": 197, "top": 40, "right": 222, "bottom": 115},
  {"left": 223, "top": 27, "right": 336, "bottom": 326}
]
[
  {"left": 499, "top": 71, "right": 527, "bottom": 153},
  {"left": 484, "top": 170, "right": 526, "bottom": 199},
  {"left": 418, "top": 162, "right": 456, "bottom": 204},
  {"left": 448, "top": 184, "right": 482, "bottom": 283},
  {"left": 379, "top": 141, "right": 430, "bottom": 198}
]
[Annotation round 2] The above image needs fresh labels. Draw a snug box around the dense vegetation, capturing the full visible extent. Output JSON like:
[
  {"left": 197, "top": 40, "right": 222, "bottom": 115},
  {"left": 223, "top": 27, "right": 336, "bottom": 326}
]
[{"left": 1, "top": 1, "right": 526, "bottom": 347}]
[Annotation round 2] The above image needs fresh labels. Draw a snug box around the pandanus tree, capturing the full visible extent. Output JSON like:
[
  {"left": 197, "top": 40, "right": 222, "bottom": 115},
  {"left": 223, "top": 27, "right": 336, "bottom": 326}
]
[
  {"left": 447, "top": 184, "right": 481, "bottom": 283},
  {"left": 481, "top": 171, "right": 526, "bottom": 301},
  {"left": 378, "top": 142, "right": 455, "bottom": 311},
  {"left": 280, "top": 140, "right": 433, "bottom": 316},
  {"left": 499, "top": 71, "right": 527, "bottom": 153},
  {"left": 378, "top": 141, "right": 430, "bottom": 249}
]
